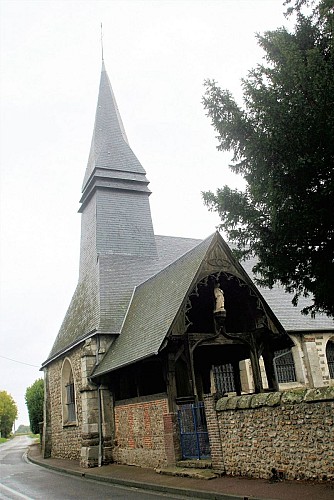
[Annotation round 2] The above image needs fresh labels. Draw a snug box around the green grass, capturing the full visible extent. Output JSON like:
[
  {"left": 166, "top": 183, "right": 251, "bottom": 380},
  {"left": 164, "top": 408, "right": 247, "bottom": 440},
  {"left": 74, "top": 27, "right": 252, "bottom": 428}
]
[
  {"left": 29, "top": 433, "right": 40, "bottom": 444},
  {"left": 29, "top": 433, "right": 39, "bottom": 439},
  {"left": 0, "top": 437, "right": 8, "bottom": 444}
]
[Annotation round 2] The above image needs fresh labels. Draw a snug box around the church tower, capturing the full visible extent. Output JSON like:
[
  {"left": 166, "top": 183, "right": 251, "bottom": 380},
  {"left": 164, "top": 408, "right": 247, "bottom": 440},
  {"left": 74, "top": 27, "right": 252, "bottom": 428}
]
[
  {"left": 42, "top": 62, "right": 160, "bottom": 466},
  {"left": 46, "top": 62, "right": 158, "bottom": 363},
  {"left": 79, "top": 61, "right": 157, "bottom": 280}
]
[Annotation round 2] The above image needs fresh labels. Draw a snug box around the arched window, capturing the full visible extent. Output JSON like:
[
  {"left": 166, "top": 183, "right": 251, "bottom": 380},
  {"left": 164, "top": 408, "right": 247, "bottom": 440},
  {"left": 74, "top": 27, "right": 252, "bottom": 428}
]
[
  {"left": 61, "top": 358, "right": 77, "bottom": 425},
  {"left": 274, "top": 349, "right": 296, "bottom": 383},
  {"left": 326, "top": 340, "right": 334, "bottom": 379}
]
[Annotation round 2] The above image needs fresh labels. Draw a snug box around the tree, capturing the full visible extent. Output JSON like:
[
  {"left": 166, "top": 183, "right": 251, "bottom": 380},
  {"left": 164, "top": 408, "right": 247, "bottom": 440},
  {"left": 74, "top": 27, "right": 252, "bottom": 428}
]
[
  {"left": 16, "top": 424, "right": 31, "bottom": 434},
  {"left": 0, "top": 391, "right": 18, "bottom": 438},
  {"left": 202, "top": 0, "right": 334, "bottom": 317},
  {"left": 25, "top": 379, "right": 44, "bottom": 434}
]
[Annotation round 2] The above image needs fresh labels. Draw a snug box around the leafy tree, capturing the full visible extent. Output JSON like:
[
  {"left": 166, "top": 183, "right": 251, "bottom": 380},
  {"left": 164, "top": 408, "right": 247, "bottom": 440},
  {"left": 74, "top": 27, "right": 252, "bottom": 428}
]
[
  {"left": 0, "top": 391, "right": 18, "bottom": 438},
  {"left": 202, "top": 0, "right": 334, "bottom": 317},
  {"left": 15, "top": 424, "right": 31, "bottom": 434},
  {"left": 25, "top": 379, "right": 44, "bottom": 434}
]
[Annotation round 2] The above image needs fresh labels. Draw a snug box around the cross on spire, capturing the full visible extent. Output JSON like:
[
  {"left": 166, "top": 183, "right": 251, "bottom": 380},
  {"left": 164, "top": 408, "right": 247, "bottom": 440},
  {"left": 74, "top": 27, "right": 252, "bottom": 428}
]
[{"left": 101, "top": 22, "right": 104, "bottom": 62}]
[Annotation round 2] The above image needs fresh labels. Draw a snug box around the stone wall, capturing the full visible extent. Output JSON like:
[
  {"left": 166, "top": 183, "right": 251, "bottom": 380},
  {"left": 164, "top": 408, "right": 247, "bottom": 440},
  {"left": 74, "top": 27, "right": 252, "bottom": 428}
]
[
  {"left": 314, "top": 333, "right": 334, "bottom": 385},
  {"left": 47, "top": 350, "right": 83, "bottom": 460},
  {"left": 113, "top": 394, "right": 168, "bottom": 468},
  {"left": 205, "top": 387, "right": 334, "bottom": 481}
]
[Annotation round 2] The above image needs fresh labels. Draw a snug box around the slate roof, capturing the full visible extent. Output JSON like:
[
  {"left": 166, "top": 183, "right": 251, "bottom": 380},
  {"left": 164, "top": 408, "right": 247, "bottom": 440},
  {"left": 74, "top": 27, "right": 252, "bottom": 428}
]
[
  {"left": 93, "top": 235, "right": 333, "bottom": 377},
  {"left": 43, "top": 235, "right": 201, "bottom": 365},
  {"left": 44, "top": 229, "right": 333, "bottom": 368},
  {"left": 97, "top": 235, "right": 201, "bottom": 334},
  {"left": 93, "top": 235, "right": 214, "bottom": 376},
  {"left": 45, "top": 271, "right": 100, "bottom": 362},
  {"left": 240, "top": 257, "right": 334, "bottom": 333}
]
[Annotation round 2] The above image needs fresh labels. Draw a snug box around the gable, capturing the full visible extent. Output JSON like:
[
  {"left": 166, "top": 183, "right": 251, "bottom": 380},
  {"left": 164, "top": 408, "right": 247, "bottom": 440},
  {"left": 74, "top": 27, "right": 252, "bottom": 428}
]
[
  {"left": 92, "top": 235, "right": 215, "bottom": 376},
  {"left": 93, "top": 232, "right": 289, "bottom": 377}
]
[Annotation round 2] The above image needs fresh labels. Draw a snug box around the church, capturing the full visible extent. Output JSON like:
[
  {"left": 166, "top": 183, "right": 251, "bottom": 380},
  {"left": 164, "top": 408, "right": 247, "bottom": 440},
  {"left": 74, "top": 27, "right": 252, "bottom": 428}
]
[{"left": 41, "top": 61, "right": 334, "bottom": 476}]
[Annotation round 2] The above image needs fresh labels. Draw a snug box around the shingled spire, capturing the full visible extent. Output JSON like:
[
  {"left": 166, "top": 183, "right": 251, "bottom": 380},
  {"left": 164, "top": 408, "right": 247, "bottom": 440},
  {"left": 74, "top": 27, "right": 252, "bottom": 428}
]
[
  {"left": 79, "top": 62, "right": 157, "bottom": 275},
  {"left": 81, "top": 61, "right": 149, "bottom": 198}
]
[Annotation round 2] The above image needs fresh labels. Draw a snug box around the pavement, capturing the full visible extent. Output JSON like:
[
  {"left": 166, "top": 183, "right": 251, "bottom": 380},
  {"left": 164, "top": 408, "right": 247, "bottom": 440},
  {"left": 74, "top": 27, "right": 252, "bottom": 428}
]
[{"left": 27, "top": 444, "right": 334, "bottom": 500}]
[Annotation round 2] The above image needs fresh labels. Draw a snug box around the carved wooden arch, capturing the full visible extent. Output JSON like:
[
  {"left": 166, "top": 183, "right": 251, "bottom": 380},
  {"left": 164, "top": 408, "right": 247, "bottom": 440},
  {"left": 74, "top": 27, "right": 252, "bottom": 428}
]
[{"left": 184, "top": 270, "right": 270, "bottom": 335}]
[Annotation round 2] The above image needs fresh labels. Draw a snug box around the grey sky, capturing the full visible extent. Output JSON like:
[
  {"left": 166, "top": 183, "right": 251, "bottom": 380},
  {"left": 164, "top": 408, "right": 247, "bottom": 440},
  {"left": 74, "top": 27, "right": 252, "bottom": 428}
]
[{"left": 0, "top": 0, "right": 288, "bottom": 426}]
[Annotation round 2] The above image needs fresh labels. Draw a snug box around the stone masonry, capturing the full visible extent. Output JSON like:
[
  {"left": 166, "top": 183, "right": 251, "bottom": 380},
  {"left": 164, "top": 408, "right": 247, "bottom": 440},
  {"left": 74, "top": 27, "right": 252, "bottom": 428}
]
[
  {"left": 205, "top": 387, "right": 334, "bottom": 482},
  {"left": 46, "top": 351, "right": 82, "bottom": 461},
  {"left": 43, "top": 336, "right": 113, "bottom": 467}
]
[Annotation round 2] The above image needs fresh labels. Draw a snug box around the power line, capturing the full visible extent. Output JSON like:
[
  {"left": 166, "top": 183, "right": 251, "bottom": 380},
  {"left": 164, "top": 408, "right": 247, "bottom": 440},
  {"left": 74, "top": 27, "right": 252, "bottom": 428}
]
[{"left": 0, "top": 355, "right": 39, "bottom": 368}]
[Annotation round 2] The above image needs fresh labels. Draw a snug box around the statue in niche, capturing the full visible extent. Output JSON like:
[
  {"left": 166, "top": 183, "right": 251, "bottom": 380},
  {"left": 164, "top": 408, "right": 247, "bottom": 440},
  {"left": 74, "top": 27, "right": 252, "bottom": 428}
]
[{"left": 214, "top": 285, "right": 225, "bottom": 313}]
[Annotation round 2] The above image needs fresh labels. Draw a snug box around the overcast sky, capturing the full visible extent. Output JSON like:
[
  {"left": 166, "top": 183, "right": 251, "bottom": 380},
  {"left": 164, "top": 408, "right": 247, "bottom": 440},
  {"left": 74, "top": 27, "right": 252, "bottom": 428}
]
[{"left": 0, "top": 0, "right": 289, "bottom": 427}]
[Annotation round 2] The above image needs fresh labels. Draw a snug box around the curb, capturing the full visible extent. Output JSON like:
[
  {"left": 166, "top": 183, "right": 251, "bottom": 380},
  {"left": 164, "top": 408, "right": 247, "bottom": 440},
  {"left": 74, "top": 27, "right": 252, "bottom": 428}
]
[{"left": 26, "top": 451, "right": 257, "bottom": 500}]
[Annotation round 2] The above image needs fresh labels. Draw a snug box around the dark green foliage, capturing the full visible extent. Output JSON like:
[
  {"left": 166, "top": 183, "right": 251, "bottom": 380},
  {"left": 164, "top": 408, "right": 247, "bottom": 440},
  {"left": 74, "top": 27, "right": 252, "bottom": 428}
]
[
  {"left": 25, "top": 379, "right": 44, "bottom": 434},
  {"left": 0, "top": 391, "right": 18, "bottom": 438},
  {"left": 202, "top": 0, "right": 334, "bottom": 317}
]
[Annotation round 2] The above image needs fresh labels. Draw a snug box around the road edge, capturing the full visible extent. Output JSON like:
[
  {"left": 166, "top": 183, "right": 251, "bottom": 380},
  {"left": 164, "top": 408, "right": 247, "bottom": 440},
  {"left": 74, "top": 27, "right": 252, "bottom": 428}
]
[{"left": 26, "top": 449, "right": 251, "bottom": 500}]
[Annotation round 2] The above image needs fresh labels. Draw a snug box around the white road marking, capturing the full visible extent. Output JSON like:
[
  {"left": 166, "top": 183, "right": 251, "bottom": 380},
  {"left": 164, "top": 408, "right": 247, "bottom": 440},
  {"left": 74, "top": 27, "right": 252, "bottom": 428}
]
[{"left": 0, "top": 482, "right": 34, "bottom": 500}]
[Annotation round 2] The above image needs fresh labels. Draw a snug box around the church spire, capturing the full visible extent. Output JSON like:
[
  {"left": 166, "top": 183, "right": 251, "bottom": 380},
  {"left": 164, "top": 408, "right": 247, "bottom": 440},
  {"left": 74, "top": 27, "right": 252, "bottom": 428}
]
[
  {"left": 79, "top": 62, "right": 157, "bottom": 265},
  {"left": 81, "top": 62, "right": 149, "bottom": 204}
]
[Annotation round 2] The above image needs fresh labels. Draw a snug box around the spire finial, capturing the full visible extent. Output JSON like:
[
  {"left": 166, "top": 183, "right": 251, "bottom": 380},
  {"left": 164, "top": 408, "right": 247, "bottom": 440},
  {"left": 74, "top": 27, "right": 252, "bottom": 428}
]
[{"left": 101, "top": 22, "right": 104, "bottom": 62}]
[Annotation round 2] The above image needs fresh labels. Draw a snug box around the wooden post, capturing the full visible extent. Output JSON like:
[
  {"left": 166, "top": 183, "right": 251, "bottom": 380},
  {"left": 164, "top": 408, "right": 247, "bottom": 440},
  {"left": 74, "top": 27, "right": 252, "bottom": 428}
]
[
  {"left": 249, "top": 348, "right": 263, "bottom": 393},
  {"left": 262, "top": 347, "right": 279, "bottom": 392},
  {"left": 232, "top": 360, "right": 242, "bottom": 395},
  {"left": 166, "top": 353, "right": 177, "bottom": 413}
]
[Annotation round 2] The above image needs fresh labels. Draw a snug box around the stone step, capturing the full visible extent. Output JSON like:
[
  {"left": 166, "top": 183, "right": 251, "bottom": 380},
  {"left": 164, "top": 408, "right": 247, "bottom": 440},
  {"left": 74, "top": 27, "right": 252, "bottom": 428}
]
[
  {"left": 155, "top": 466, "right": 218, "bottom": 480},
  {"left": 176, "top": 459, "right": 212, "bottom": 469}
]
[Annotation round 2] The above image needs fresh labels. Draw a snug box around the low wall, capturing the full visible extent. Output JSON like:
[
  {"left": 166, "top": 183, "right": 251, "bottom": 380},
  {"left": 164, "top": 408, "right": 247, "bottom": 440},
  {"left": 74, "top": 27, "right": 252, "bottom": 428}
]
[
  {"left": 205, "top": 387, "right": 334, "bottom": 481},
  {"left": 113, "top": 393, "right": 169, "bottom": 468}
]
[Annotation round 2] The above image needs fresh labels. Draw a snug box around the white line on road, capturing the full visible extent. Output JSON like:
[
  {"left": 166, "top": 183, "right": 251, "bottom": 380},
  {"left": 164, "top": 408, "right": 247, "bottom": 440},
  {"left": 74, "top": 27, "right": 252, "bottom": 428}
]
[{"left": 0, "top": 483, "right": 34, "bottom": 500}]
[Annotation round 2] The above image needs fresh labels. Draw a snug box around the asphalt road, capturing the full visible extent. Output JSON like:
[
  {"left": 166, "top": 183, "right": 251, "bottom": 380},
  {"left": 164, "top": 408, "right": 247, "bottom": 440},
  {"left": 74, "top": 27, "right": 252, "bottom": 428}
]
[{"left": 0, "top": 436, "right": 184, "bottom": 499}]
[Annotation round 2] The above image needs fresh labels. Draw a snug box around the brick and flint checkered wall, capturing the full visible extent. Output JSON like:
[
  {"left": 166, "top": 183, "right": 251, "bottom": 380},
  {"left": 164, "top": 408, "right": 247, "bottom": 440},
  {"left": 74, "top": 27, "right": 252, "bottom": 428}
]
[
  {"left": 204, "top": 387, "right": 334, "bottom": 481},
  {"left": 113, "top": 394, "right": 170, "bottom": 468}
]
